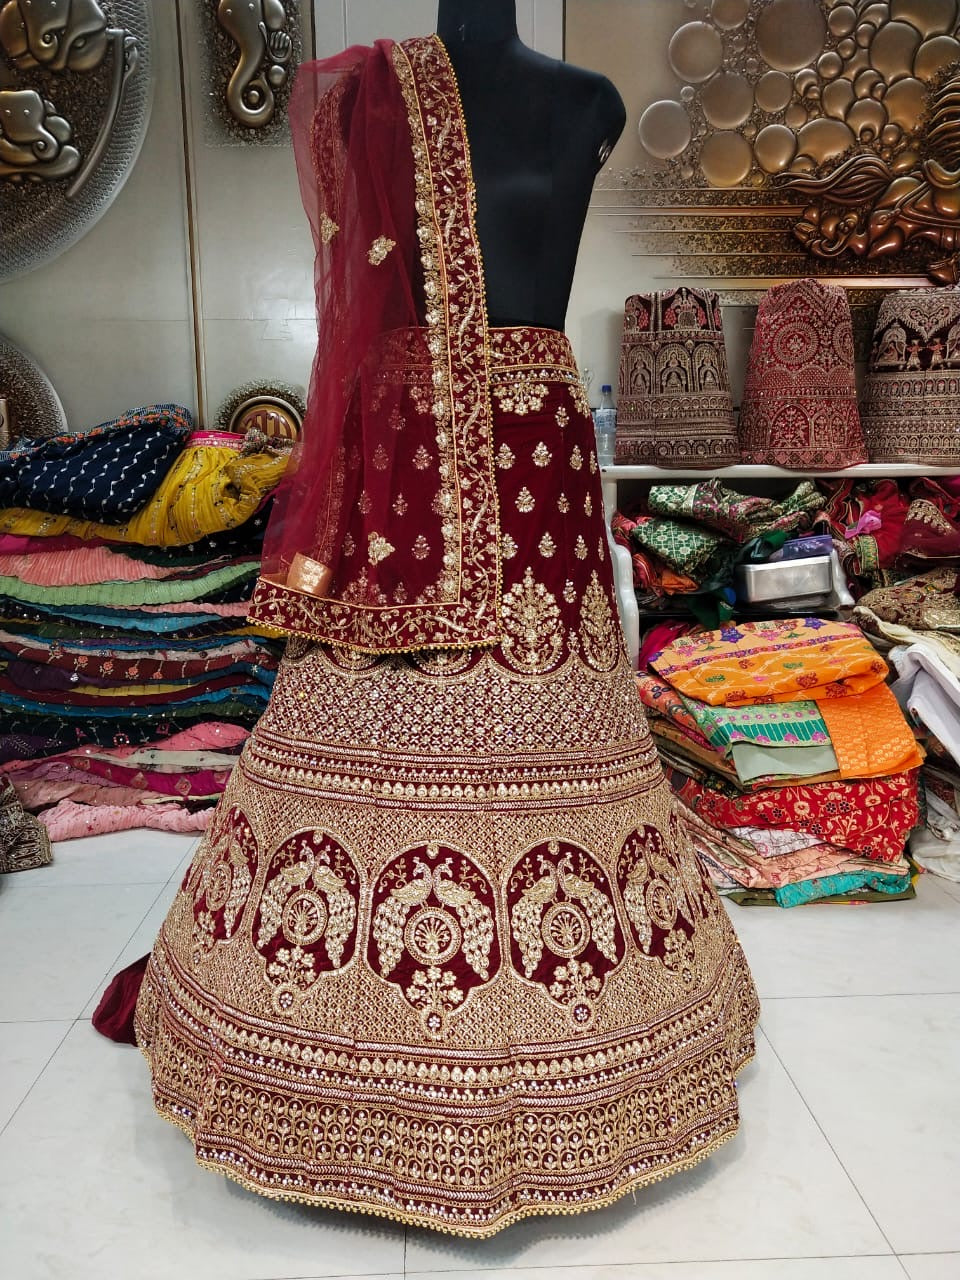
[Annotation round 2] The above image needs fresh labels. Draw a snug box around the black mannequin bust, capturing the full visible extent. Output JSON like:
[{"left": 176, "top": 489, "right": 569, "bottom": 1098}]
[{"left": 436, "top": 0, "right": 625, "bottom": 332}]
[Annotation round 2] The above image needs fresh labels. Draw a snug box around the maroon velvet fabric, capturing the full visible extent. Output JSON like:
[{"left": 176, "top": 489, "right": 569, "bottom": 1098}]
[{"left": 91, "top": 954, "right": 149, "bottom": 1044}]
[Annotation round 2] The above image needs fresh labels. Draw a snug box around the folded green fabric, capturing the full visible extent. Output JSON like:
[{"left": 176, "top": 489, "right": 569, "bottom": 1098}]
[{"left": 0, "top": 561, "right": 258, "bottom": 608}]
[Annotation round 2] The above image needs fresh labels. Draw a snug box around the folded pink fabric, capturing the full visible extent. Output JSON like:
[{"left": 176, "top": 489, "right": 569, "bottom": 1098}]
[{"left": 40, "top": 799, "right": 213, "bottom": 840}]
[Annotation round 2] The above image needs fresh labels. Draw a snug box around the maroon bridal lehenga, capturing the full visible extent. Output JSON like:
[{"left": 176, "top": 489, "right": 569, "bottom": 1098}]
[{"left": 118, "top": 35, "right": 758, "bottom": 1236}]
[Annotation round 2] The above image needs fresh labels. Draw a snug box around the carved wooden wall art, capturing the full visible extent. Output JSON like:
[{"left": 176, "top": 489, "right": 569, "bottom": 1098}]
[{"left": 0, "top": 0, "right": 151, "bottom": 280}]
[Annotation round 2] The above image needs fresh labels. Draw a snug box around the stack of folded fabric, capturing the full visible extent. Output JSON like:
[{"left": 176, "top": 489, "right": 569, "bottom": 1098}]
[
  {"left": 637, "top": 616, "right": 923, "bottom": 906},
  {"left": 613, "top": 478, "right": 822, "bottom": 622},
  {"left": 855, "top": 570, "right": 960, "bottom": 884},
  {"left": 0, "top": 407, "right": 290, "bottom": 845}
]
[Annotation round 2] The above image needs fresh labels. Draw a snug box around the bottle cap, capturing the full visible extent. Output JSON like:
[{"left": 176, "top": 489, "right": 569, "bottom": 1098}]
[{"left": 601, "top": 384, "right": 612, "bottom": 392}]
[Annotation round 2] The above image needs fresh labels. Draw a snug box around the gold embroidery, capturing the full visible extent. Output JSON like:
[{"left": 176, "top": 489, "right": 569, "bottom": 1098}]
[
  {"left": 584, "top": 493, "right": 593, "bottom": 516},
  {"left": 570, "top": 446, "right": 583, "bottom": 471},
  {"left": 501, "top": 533, "right": 518, "bottom": 559},
  {"left": 389, "top": 407, "right": 405, "bottom": 431},
  {"left": 570, "top": 380, "right": 591, "bottom": 416},
  {"left": 557, "top": 494, "right": 571, "bottom": 514},
  {"left": 392, "top": 493, "right": 408, "bottom": 516},
  {"left": 412, "top": 535, "right": 430, "bottom": 560},
  {"left": 368, "top": 235, "right": 396, "bottom": 265},
  {"left": 515, "top": 487, "right": 535, "bottom": 514},
  {"left": 357, "top": 490, "right": 372, "bottom": 515},
  {"left": 563, "top": 579, "right": 576, "bottom": 603},
  {"left": 367, "top": 532, "right": 396, "bottom": 564},
  {"left": 495, "top": 443, "right": 515, "bottom": 469},
  {"left": 598, "top": 538, "right": 606, "bottom": 559},
  {"left": 574, "top": 535, "right": 588, "bottom": 560},
  {"left": 373, "top": 444, "right": 389, "bottom": 470},
  {"left": 413, "top": 445, "right": 431, "bottom": 469},
  {"left": 532, "top": 441, "right": 551, "bottom": 467},
  {"left": 580, "top": 572, "right": 620, "bottom": 671},
  {"left": 492, "top": 375, "right": 548, "bottom": 416},
  {"left": 342, "top": 533, "right": 356, "bottom": 557},
  {"left": 320, "top": 212, "right": 339, "bottom": 244},
  {"left": 589, "top": 452, "right": 599, "bottom": 475},
  {"left": 500, "top": 567, "right": 562, "bottom": 672},
  {"left": 556, "top": 404, "right": 569, "bottom": 429},
  {"left": 538, "top": 532, "right": 557, "bottom": 558}
]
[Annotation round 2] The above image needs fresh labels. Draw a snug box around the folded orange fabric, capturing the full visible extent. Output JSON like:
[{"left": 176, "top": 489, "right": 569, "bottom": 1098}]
[
  {"left": 652, "top": 617, "right": 888, "bottom": 706},
  {"left": 817, "top": 681, "right": 924, "bottom": 779}
]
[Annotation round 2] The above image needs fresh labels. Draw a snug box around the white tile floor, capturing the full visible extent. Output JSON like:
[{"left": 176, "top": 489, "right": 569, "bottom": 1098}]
[{"left": 1, "top": 831, "right": 958, "bottom": 1280}]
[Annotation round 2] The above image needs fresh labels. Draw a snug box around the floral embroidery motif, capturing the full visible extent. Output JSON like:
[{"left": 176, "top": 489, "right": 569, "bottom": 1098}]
[
  {"left": 507, "top": 841, "right": 624, "bottom": 1029},
  {"left": 369, "top": 845, "right": 499, "bottom": 1038},
  {"left": 569, "top": 380, "right": 591, "bottom": 417},
  {"left": 616, "top": 826, "right": 700, "bottom": 990},
  {"left": 557, "top": 494, "right": 571, "bottom": 514},
  {"left": 392, "top": 493, "right": 408, "bottom": 516},
  {"left": 368, "top": 235, "right": 396, "bottom": 265},
  {"left": 532, "top": 441, "right": 551, "bottom": 467},
  {"left": 563, "top": 579, "right": 576, "bottom": 603},
  {"left": 388, "top": 407, "right": 405, "bottom": 431},
  {"left": 495, "top": 443, "right": 515, "bottom": 469},
  {"left": 538, "top": 532, "right": 557, "bottom": 558},
  {"left": 342, "top": 533, "right": 356, "bottom": 556},
  {"left": 584, "top": 493, "right": 593, "bottom": 516},
  {"left": 320, "top": 212, "right": 339, "bottom": 243},
  {"left": 569, "top": 446, "right": 583, "bottom": 471},
  {"left": 500, "top": 568, "right": 563, "bottom": 673},
  {"left": 580, "top": 572, "right": 619, "bottom": 671},
  {"left": 367, "top": 532, "right": 395, "bottom": 564},
  {"left": 556, "top": 404, "right": 569, "bottom": 429},
  {"left": 412, "top": 534, "right": 430, "bottom": 560},
  {"left": 589, "top": 453, "right": 598, "bottom": 475},
  {"left": 373, "top": 443, "right": 389, "bottom": 470},
  {"left": 501, "top": 532, "right": 518, "bottom": 559},
  {"left": 413, "top": 445, "right": 431, "bottom": 469},
  {"left": 516, "top": 487, "right": 535, "bottom": 514},
  {"left": 357, "top": 490, "right": 372, "bottom": 515},
  {"left": 574, "top": 535, "right": 588, "bottom": 560},
  {"left": 492, "top": 376, "right": 548, "bottom": 416},
  {"left": 252, "top": 830, "right": 360, "bottom": 1014}
]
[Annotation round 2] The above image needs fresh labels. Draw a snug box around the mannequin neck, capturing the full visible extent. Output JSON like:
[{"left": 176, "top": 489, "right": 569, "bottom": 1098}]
[{"left": 437, "top": 0, "right": 518, "bottom": 43}]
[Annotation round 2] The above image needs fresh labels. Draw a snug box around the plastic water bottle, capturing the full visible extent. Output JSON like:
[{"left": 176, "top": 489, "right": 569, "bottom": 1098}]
[{"left": 594, "top": 385, "right": 617, "bottom": 466}]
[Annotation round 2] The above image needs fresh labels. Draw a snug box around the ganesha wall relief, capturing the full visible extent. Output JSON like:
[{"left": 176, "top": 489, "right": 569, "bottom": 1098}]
[{"left": 0, "top": 0, "right": 151, "bottom": 279}]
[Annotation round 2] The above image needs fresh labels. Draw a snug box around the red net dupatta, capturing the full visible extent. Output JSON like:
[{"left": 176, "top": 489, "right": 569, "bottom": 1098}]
[{"left": 248, "top": 36, "right": 499, "bottom": 653}]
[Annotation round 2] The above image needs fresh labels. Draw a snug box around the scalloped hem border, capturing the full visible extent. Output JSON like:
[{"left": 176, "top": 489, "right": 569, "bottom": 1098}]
[{"left": 141, "top": 1039, "right": 757, "bottom": 1239}]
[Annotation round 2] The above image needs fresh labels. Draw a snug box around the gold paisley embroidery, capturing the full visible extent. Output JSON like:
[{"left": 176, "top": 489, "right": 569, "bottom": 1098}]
[
  {"left": 501, "top": 533, "right": 518, "bottom": 559},
  {"left": 538, "top": 532, "right": 557, "bottom": 558},
  {"left": 570, "top": 446, "right": 583, "bottom": 471},
  {"left": 574, "top": 535, "right": 588, "bottom": 560},
  {"left": 532, "top": 441, "right": 551, "bottom": 467},
  {"left": 495, "top": 443, "right": 515, "bottom": 469},
  {"left": 368, "top": 235, "right": 396, "bottom": 265},
  {"left": 580, "top": 572, "right": 619, "bottom": 671},
  {"left": 368, "top": 532, "right": 396, "bottom": 564},
  {"left": 516, "top": 487, "right": 535, "bottom": 514},
  {"left": 500, "top": 567, "right": 563, "bottom": 672},
  {"left": 557, "top": 494, "right": 571, "bottom": 514}
]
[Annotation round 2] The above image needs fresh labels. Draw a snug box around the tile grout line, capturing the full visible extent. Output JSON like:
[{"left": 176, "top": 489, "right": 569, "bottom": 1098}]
[
  {"left": 758, "top": 1022, "right": 904, "bottom": 1262},
  {"left": 760, "top": 991, "right": 960, "bottom": 1001},
  {"left": 75, "top": 879, "right": 174, "bottom": 1019},
  {"left": 0, "top": 1019, "right": 73, "bottom": 1141},
  {"left": 380, "top": 1254, "right": 918, "bottom": 1278}
]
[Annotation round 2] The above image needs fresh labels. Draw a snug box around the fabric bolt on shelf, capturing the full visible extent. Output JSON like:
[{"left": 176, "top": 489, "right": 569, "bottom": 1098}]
[
  {"left": 0, "top": 404, "right": 192, "bottom": 520},
  {"left": 4, "top": 650, "right": 277, "bottom": 690},
  {"left": 739, "top": 278, "right": 867, "bottom": 470},
  {"left": 0, "top": 432, "right": 287, "bottom": 546},
  {"left": 635, "top": 673, "right": 713, "bottom": 749},
  {"left": 728, "top": 824, "right": 823, "bottom": 858},
  {"left": 856, "top": 567, "right": 960, "bottom": 633},
  {"left": 854, "top": 605, "right": 960, "bottom": 674},
  {"left": 647, "top": 479, "right": 821, "bottom": 544},
  {"left": 628, "top": 514, "right": 726, "bottom": 578},
  {"left": 652, "top": 617, "right": 888, "bottom": 707},
  {"left": 663, "top": 760, "right": 921, "bottom": 863},
  {"left": 14, "top": 779, "right": 201, "bottom": 811},
  {"left": 861, "top": 287, "right": 960, "bottom": 465},
  {"left": 891, "top": 643, "right": 960, "bottom": 766},
  {"left": 616, "top": 286, "right": 739, "bottom": 467}
]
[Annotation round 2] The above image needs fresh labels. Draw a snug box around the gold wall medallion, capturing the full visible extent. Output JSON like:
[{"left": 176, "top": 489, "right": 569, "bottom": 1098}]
[
  {"left": 204, "top": 0, "right": 300, "bottom": 143},
  {"left": 569, "top": 0, "right": 960, "bottom": 286}
]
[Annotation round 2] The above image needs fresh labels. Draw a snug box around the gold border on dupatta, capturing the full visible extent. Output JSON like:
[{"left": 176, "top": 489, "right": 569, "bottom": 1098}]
[{"left": 248, "top": 36, "right": 501, "bottom": 654}]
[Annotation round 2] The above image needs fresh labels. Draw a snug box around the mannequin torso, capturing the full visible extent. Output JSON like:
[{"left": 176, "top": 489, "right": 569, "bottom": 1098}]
[{"left": 437, "top": 0, "right": 625, "bottom": 331}]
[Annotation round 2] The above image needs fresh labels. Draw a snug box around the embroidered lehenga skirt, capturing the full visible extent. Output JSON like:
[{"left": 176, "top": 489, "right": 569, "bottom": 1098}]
[{"left": 135, "top": 329, "right": 759, "bottom": 1235}]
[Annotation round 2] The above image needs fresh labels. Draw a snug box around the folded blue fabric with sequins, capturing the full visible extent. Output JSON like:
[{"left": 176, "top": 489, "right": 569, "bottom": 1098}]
[{"left": 0, "top": 404, "right": 192, "bottom": 522}]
